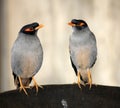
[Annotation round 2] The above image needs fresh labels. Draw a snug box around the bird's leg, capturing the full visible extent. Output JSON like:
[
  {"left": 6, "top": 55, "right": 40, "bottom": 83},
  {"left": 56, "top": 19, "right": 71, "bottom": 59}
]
[
  {"left": 32, "top": 77, "right": 43, "bottom": 94},
  {"left": 77, "top": 71, "right": 81, "bottom": 88},
  {"left": 32, "top": 77, "right": 39, "bottom": 93},
  {"left": 87, "top": 69, "right": 92, "bottom": 89},
  {"left": 18, "top": 76, "right": 28, "bottom": 95}
]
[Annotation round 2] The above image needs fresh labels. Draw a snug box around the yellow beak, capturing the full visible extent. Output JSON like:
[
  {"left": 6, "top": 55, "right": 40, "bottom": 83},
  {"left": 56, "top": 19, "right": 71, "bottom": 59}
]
[{"left": 35, "top": 24, "right": 44, "bottom": 30}]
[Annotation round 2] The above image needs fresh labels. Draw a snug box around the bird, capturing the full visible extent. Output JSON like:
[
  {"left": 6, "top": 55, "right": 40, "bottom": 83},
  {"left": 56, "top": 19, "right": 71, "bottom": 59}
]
[
  {"left": 11, "top": 22, "right": 44, "bottom": 95},
  {"left": 68, "top": 19, "right": 97, "bottom": 88}
]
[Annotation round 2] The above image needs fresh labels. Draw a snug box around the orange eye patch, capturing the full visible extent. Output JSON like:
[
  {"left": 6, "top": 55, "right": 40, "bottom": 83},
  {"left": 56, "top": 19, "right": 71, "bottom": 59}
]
[
  {"left": 79, "top": 22, "right": 85, "bottom": 26},
  {"left": 24, "top": 28, "right": 34, "bottom": 32}
]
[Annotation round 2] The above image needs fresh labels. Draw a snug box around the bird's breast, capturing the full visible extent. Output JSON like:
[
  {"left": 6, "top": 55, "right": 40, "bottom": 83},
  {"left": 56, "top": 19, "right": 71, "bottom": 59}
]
[
  {"left": 11, "top": 35, "right": 43, "bottom": 78},
  {"left": 75, "top": 47, "right": 91, "bottom": 69}
]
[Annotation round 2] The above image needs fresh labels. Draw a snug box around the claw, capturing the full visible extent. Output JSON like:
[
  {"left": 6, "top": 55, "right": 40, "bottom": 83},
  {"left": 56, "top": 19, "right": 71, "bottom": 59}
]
[{"left": 18, "top": 76, "right": 28, "bottom": 95}]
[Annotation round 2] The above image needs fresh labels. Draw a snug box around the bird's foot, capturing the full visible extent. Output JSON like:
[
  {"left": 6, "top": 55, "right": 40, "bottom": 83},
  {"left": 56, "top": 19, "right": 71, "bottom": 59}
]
[
  {"left": 77, "top": 81, "right": 81, "bottom": 88},
  {"left": 19, "top": 86, "right": 28, "bottom": 95},
  {"left": 18, "top": 77, "right": 28, "bottom": 95},
  {"left": 32, "top": 77, "right": 43, "bottom": 94}
]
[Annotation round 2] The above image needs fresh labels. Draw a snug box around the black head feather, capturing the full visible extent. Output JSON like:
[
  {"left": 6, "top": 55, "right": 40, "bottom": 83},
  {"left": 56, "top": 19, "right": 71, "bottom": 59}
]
[
  {"left": 20, "top": 22, "right": 39, "bottom": 35},
  {"left": 71, "top": 19, "right": 88, "bottom": 30}
]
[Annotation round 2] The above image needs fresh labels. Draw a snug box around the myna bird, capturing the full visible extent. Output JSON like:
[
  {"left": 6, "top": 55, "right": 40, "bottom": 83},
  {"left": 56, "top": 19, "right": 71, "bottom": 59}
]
[
  {"left": 68, "top": 19, "right": 97, "bottom": 88},
  {"left": 11, "top": 22, "right": 44, "bottom": 95}
]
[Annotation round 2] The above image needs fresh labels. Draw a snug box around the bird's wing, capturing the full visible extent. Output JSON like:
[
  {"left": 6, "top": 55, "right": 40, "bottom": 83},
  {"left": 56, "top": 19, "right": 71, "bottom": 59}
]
[
  {"left": 70, "top": 56, "right": 77, "bottom": 75},
  {"left": 89, "top": 32, "right": 97, "bottom": 68},
  {"left": 90, "top": 32, "right": 97, "bottom": 43}
]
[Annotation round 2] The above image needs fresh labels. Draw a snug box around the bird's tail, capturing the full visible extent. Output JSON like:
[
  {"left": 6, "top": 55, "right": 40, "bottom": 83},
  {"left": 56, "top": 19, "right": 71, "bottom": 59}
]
[
  {"left": 13, "top": 73, "right": 32, "bottom": 88},
  {"left": 80, "top": 69, "right": 88, "bottom": 84}
]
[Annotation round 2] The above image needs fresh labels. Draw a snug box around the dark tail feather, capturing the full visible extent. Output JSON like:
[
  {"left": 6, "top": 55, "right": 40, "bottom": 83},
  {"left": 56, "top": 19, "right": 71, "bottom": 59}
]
[{"left": 12, "top": 73, "right": 32, "bottom": 88}]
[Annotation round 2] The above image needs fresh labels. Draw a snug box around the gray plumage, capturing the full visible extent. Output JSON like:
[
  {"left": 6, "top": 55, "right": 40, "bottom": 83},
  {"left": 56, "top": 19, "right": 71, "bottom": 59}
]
[
  {"left": 11, "top": 22, "right": 43, "bottom": 89},
  {"left": 69, "top": 19, "right": 97, "bottom": 86}
]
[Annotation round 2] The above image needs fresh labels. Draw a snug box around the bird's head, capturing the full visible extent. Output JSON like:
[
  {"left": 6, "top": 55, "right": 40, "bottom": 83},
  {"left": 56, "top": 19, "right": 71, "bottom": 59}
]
[
  {"left": 68, "top": 19, "right": 88, "bottom": 30},
  {"left": 20, "top": 22, "right": 44, "bottom": 35}
]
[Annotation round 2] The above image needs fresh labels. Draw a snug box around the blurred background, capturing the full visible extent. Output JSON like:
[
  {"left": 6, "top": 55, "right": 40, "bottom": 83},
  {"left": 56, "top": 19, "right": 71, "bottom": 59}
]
[{"left": 0, "top": 0, "right": 120, "bottom": 92}]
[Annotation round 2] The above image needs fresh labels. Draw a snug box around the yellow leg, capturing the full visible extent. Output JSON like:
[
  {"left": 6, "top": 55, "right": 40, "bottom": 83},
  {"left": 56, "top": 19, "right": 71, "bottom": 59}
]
[
  {"left": 77, "top": 72, "right": 81, "bottom": 88},
  {"left": 87, "top": 69, "right": 92, "bottom": 89},
  {"left": 18, "top": 76, "right": 28, "bottom": 95},
  {"left": 32, "top": 77, "right": 43, "bottom": 94}
]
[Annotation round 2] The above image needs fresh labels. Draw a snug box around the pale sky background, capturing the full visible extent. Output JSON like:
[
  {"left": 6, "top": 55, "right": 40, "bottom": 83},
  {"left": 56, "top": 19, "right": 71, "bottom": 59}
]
[{"left": 0, "top": 0, "right": 120, "bottom": 92}]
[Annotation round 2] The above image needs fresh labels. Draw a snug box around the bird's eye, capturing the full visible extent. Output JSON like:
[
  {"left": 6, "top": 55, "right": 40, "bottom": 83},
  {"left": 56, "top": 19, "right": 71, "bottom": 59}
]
[{"left": 24, "top": 27, "right": 34, "bottom": 32}]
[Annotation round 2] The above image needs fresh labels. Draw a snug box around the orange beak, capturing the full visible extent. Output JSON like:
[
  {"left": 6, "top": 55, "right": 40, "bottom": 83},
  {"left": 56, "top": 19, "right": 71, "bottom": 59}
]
[
  {"left": 35, "top": 24, "right": 44, "bottom": 30},
  {"left": 68, "top": 22, "right": 76, "bottom": 26}
]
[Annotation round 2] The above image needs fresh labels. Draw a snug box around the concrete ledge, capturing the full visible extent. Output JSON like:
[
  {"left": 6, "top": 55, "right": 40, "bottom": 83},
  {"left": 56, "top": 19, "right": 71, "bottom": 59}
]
[{"left": 0, "top": 84, "right": 120, "bottom": 108}]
